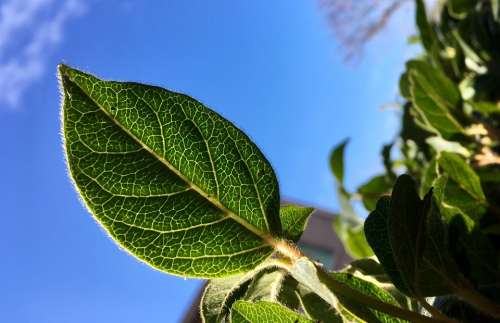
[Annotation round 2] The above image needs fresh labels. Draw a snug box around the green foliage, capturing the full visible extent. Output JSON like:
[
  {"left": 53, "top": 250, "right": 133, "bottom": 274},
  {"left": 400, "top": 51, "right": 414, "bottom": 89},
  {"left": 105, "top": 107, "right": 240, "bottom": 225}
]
[{"left": 60, "top": 0, "right": 500, "bottom": 321}]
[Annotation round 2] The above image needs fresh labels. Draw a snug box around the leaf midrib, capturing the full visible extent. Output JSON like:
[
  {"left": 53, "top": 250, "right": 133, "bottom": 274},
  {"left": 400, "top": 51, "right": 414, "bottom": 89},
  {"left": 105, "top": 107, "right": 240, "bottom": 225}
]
[{"left": 64, "top": 72, "right": 276, "bottom": 247}]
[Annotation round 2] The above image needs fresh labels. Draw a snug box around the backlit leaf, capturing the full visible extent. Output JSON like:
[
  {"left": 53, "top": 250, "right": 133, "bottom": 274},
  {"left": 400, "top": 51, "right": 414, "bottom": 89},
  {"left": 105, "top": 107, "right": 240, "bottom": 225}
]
[
  {"left": 231, "top": 301, "right": 313, "bottom": 323},
  {"left": 60, "top": 65, "right": 281, "bottom": 278}
]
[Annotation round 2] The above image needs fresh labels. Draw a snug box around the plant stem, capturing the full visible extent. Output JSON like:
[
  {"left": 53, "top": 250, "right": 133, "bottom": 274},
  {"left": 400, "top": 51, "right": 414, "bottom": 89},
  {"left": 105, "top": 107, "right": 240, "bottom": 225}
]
[
  {"left": 456, "top": 287, "right": 500, "bottom": 320},
  {"left": 416, "top": 297, "right": 458, "bottom": 323},
  {"left": 315, "top": 266, "right": 450, "bottom": 323},
  {"left": 275, "top": 240, "right": 451, "bottom": 323}
]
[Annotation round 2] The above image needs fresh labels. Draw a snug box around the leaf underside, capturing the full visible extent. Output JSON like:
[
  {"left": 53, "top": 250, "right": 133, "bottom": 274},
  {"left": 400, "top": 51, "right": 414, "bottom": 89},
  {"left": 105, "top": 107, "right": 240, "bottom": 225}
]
[{"left": 60, "top": 65, "right": 282, "bottom": 278}]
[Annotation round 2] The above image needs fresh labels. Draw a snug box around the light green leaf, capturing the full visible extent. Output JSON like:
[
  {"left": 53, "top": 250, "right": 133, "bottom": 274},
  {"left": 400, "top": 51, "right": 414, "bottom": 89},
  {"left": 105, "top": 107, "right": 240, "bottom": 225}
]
[
  {"left": 243, "top": 268, "right": 299, "bottom": 309},
  {"left": 289, "top": 258, "right": 340, "bottom": 310},
  {"left": 470, "top": 101, "right": 500, "bottom": 115},
  {"left": 334, "top": 218, "right": 373, "bottom": 259},
  {"left": 407, "top": 60, "right": 464, "bottom": 138},
  {"left": 231, "top": 301, "right": 313, "bottom": 323},
  {"left": 280, "top": 205, "right": 314, "bottom": 242},
  {"left": 60, "top": 64, "right": 281, "bottom": 278},
  {"left": 331, "top": 272, "right": 407, "bottom": 323},
  {"left": 420, "top": 159, "right": 439, "bottom": 197},
  {"left": 426, "top": 136, "right": 470, "bottom": 157}
]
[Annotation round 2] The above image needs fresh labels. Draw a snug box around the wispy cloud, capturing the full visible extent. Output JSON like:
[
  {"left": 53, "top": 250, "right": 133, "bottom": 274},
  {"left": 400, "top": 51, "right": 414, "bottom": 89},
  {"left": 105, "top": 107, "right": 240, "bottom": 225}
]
[{"left": 0, "top": 0, "right": 86, "bottom": 108}]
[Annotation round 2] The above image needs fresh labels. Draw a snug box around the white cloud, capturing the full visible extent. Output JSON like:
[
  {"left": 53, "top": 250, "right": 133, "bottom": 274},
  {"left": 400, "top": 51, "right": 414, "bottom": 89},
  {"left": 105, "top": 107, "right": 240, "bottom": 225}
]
[{"left": 0, "top": 0, "right": 86, "bottom": 108}]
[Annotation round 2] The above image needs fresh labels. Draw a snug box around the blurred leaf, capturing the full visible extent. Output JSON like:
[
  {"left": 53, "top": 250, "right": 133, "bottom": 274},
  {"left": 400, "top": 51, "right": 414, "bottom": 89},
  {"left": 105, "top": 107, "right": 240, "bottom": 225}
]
[
  {"left": 470, "top": 101, "right": 500, "bottom": 115},
  {"left": 426, "top": 136, "right": 471, "bottom": 157},
  {"left": 399, "top": 71, "right": 411, "bottom": 100},
  {"left": 448, "top": 0, "right": 475, "bottom": 19},
  {"left": 357, "top": 174, "right": 393, "bottom": 211},
  {"left": 280, "top": 205, "right": 314, "bottom": 242},
  {"left": 382, "top": 143, "right": 397, "bottom": 180},
  {"left": 331, "top": 272, "right": 407, "bottom": 323},
  {"left": 334, "top": 217, "right": 373, "bottom": 259},
  {"left": 415, "top": 0, "right": 436, "bottom": 52},
  {"left": 420, "top": 159, "right": 439, "bottom": 197},
  {"left": 437, "top": 152, "right": 486, "bottom": 220},
  {"left": 231, "top": 301, "right": 313, "bottom": 323},
  {"left": 407, "top": 60, "right": 464, "bottom": 138},
  {"left": 330, "top": 138, "right": 349, "bottom": 184}
]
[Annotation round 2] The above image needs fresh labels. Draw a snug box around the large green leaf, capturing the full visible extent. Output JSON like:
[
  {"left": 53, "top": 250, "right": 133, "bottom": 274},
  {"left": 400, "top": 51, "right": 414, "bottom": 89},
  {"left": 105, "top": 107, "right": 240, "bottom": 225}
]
[
  {"left": 231, "top": 301, "right": 313, "bottom": 323},
  {"left": 60, "top": 65, "right": 282, "bottom": 278}
]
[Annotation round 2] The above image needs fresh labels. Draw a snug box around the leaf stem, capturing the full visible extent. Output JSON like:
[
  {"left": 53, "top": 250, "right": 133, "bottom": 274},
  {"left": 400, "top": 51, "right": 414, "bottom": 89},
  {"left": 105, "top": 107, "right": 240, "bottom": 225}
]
[{"left": 275, "top": 240, "right": 449, "bottom": 323}]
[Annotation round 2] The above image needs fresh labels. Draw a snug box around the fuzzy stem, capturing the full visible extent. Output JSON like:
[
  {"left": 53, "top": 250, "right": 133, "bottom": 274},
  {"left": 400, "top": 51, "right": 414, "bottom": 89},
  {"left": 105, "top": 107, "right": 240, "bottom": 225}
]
[{"left": 274, "top": 239, "right": 450, "bottom": 323}]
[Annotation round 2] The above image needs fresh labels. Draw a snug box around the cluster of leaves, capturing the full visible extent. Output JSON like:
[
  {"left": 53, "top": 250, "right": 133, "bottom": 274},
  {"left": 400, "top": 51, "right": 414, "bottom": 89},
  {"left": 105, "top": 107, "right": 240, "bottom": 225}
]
[
  {"left": 59, "top": 0, "right": 500, "bottom": 322},
  {"left": 331, "top": 0, "right": 500, "bottom": 321}
]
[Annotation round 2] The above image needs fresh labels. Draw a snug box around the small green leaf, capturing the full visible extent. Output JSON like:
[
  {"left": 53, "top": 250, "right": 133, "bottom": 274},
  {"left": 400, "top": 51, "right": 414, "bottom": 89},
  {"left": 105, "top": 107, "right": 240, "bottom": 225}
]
[
  {"left": 200, "top": 260, "right": 288, "bottom": 323},
  {"left": 330, "top": 138, "right": 349, "bottom": 184},
  {"left": 289, "top": 258, "right": 341, "bottom": 310},
  {"left": 296, "top": 285, "right": 343, "bottom": 322},
  {"left": 331, "top": 272, "right": 407, "bottom": 323},
  {"left": 201, "top": 274, "right": 251, "bottom": 323},
  {"left": 280, "top": 205, "right": 314, "bottom": 242},
  {"left": 231, "top": 301, "right": 313, "bottom": 323},
  {"left": 60, "top": 64, "right": 281, "bottom": 278}
]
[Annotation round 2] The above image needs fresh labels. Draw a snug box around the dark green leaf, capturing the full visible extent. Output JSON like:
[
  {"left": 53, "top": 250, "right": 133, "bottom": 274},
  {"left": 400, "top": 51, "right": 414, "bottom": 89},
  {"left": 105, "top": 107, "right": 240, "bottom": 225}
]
[
  {"left": 415, "top": 0, "right": 436, "bottom": 52},
  {"left": 60, "top": 65, "right": 280, "bottom": 278},
  {"left": 448, "top": 0, "right": 475, "bottom": 19},
  {"left": 387, "top": 175, "right": 459, "bottom": 296},
  {"left": 231, "top": 301, "right": 313, "bottom": 323},
  {"left": 365, "top": 197, "right": 410, "bottom": 295}
]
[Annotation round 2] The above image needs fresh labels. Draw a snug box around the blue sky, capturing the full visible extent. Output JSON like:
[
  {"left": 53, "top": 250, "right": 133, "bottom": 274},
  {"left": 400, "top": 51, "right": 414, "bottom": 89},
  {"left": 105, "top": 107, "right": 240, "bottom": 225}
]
[{"left": 0, "top": 1, "right": 416, "bottom": 322}]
